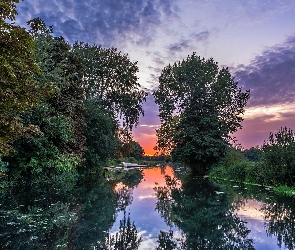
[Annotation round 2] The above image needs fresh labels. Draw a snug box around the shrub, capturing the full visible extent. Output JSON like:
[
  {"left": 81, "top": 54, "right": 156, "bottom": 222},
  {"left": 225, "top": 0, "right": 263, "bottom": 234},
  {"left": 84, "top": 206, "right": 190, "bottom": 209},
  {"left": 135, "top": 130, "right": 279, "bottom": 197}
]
[{"left": 262, "top": 127, "right": 295, "bottom": 186}]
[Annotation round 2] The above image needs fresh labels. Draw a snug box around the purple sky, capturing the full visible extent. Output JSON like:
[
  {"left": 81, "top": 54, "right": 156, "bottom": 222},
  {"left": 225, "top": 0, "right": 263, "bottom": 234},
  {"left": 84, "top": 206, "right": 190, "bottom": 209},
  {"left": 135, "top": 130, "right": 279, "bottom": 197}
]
[{"left": 15, "top": 0, "right": 295, "bottom": 154}]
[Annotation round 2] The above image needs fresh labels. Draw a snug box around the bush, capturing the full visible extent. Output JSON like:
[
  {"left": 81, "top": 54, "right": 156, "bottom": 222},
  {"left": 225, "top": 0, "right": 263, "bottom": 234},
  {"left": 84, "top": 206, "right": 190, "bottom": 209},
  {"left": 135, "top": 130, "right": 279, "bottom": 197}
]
[{"left": 261, "top": 127, "right": 295, "bottom": 186}]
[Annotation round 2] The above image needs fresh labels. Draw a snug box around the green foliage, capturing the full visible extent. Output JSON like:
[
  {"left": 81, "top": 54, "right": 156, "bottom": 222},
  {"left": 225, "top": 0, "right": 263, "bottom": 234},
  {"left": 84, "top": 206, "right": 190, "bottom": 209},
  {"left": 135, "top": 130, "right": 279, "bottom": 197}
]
[
  {"left": 84, "top": 100, "right": 120, "bottom": 169},
  {"left": 120, "top": 157, "right": 138, "bottom": 164},
  {"left": 221, "top": 146, "right": 246, "bottom": 166},
  {"left": 0, "top": 173, "right": 121, "bottom": 249},
  {"left": 243, "top": 147, "right": 262, "bottom": 162},
  {"left": 262, "top": 127, "right": 295, "bottom": 186},
  {"left": 154, "top": 116, "right": 180, "bottom": 155},
  {"left": 208, "top": 146, "right": 264, "bottom": 184},
  {"left": 43, "top": 115, "right": 74, "bottom": 143},
  {"left": 34, "top": 33, "right": 85, "bottom": 158},
  {"left": 0, "top": 153, "right": 8, "bottom": 173},
  {"left": 120, "top": 141, "right": 145, "bottom": 160},
  {"left": 73, "top": 42, "right": 147, "bottom": 130},
  {"left": 273, "top": 185, "right": 295, "bottom": 197},
  {"left": 130, "top": 142, "right": 145, "bottom": 160},
  {"left": 4, "top": 30, "right": 86, "bottom": 181},
  {"left": 155, "top": 230, "right": 178, "bottom": 250},
  {"left": 0, "top": 2, "right": 53, "bottom": 154},
  {"left": 6, "top": 135, "right": 80, "bottom": 184},
  {"left": 153, "top": 53, "right": 249, "bottom": 175}
]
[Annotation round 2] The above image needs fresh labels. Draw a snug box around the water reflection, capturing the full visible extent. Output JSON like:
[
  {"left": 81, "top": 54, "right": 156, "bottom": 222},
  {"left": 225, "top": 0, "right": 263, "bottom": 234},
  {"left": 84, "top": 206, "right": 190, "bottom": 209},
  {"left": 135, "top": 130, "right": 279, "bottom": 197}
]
[
  {"left": 154, "top": 175, "right": 255, "bottom": 249},
  {"left": 261, "top": 195, "right": 295, "bottom": 249},
  {"left": 211, "top": 179, "right": 295, "bottom": 250},
  {"left": 1, "top": 166, "right": 295, "bottom": 249},
  {"left": 94, "top": 211, "right": 142, "bottom": 250},
  {"left": 110, "top": 166, "right": 180, "bottom": 249}
]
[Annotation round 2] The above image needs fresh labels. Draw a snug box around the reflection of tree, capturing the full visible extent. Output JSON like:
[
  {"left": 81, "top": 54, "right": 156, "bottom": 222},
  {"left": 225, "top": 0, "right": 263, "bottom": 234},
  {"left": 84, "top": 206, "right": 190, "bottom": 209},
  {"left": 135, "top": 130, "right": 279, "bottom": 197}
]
[
  {"left": 154, "top": 175, "right": 254, "bottom": 249},
  {"left": 96, "top": 211, "right": 142, "bottom": 250},
  {"left": 71, "top": 179, "right": 119, "bottom": 249},
  {"left": 0, "top": 175, "right": 121, "bottom": 249},
  {"left": 0, "top": 181, "right": 80, "bottom": 249},
  {"left": 115, "top": 183, "right": 133, "bottom": 211},
  {"left": 155, "top": 230, "right": 178, "bottom": 250},
  {"left": 211, "top": 178, "right": 295, "bottom": 250},
  {"left": 261, "top": 196, "right": 295, "bottom": 250},
  {"left": 113, "top": 169, "right": 143, "bottom": 188}
]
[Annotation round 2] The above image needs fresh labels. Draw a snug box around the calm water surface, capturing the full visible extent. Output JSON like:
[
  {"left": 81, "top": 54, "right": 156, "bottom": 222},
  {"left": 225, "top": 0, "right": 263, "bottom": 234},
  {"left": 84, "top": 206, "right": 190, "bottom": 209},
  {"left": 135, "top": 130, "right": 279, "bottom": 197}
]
[{"left": 1, "top": 166, "right": 295, "bottom": 249}]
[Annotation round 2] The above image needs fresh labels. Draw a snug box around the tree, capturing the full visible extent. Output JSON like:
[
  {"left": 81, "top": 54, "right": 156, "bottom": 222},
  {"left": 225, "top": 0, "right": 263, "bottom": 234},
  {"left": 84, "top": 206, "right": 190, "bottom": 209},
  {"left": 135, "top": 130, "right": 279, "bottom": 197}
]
[
  {"left": 6, "top": 25, "right": 85, "bottom": 179},
  {"left": 84, "top": 99, "right": 119, "bottom": 168},
  {"left": 120, "top": 141, "right": 145, "bottom": 160},
  {"left": 0, "top": 1, "right": 52, "bottom": 154},
  {"left": 34, "top": 33, "right": 86, "bottom": 158},
  {"left": 243, "top": 147, "right": 261, "bottom": 162},
  {"left": 153, "top": 53, "right": 249, "bottom": 174},
  {"left": 261, "top": 127, "right": 295, "bottom": 185},
  {"left": 72, "top": 43, "right": 147, "bottom": 130}
]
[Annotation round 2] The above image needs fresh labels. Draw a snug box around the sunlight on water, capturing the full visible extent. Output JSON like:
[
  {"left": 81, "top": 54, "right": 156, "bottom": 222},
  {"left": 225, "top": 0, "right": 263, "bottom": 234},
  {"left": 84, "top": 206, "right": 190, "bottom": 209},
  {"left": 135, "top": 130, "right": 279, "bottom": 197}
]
[{"left": 111, "top": 166, "right": 181, "bottom": 248}]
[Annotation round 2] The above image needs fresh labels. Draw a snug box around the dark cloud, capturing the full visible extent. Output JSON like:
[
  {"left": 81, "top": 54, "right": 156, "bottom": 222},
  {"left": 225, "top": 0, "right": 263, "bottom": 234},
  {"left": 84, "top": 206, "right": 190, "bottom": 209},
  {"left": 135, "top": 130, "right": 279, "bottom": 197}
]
[
  {"left": 151, "top": 51, "right": 165, "bottom": 65},
  {"left": 193, "top": 31, "right": 210, "bottom": 41},
  {"left": 234, "top": 35, "right": 295, "bottom": 107},
  {"left": 16, "top": 0, "right": 177, "bottom": 46},
  {"left": 167, "top": 38, "right": 191, "bottom": 53},
  {"left": 166, "top": 30, "right": 210, "bottom": 54}
]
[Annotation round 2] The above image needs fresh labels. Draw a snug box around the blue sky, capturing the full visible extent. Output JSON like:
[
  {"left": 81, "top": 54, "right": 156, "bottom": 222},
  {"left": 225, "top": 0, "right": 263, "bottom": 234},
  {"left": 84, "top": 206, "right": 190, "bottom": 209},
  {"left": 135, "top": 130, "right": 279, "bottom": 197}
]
[{"left": 15, "top": 0, "right": 295, "bottom": 154}]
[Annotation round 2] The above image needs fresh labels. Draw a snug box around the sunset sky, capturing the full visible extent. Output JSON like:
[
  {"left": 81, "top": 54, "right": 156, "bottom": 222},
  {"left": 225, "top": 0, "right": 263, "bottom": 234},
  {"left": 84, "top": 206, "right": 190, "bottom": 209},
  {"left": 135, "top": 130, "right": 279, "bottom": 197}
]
[{"left": 15, "top": 0, "right": 295, "bottom": 155}]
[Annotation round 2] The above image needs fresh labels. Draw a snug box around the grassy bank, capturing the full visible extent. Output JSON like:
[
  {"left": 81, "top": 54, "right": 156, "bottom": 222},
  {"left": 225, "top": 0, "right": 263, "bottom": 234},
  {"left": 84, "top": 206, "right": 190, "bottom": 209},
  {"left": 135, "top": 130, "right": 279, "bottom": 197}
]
[{"left": 208, "top": 161, "right": 295, "bottom": 197}]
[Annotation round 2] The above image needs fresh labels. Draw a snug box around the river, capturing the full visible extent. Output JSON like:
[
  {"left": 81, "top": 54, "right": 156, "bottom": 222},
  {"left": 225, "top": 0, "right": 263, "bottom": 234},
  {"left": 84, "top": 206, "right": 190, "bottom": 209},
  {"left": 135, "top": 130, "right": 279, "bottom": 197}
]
[{"left": 1, "top": 165, "right": 294, "bottom": 249}]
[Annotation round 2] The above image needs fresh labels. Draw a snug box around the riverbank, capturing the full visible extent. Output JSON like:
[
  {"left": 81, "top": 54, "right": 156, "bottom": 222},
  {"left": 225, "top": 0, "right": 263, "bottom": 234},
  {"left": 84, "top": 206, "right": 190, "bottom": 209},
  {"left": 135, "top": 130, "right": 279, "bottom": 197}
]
[{"left": 207, "top": 168, "right": 295, "bottom": 197}]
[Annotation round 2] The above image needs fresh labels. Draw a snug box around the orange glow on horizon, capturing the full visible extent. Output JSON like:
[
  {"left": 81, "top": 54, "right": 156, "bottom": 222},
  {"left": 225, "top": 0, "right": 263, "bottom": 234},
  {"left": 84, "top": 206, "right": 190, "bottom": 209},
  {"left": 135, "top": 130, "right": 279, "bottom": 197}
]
[{"left": 134, "top": 134, "right": 158, "bottom": 156}]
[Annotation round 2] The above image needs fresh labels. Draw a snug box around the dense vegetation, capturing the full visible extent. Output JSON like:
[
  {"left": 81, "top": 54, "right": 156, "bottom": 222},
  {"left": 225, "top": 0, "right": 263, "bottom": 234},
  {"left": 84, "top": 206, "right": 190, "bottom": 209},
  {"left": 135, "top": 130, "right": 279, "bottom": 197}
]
[
  {"left": 0, "top": 2, "right": 147, "bottom": 186},
  {"left": 209, "top": 127, "right": 295, "bottom": 193}
]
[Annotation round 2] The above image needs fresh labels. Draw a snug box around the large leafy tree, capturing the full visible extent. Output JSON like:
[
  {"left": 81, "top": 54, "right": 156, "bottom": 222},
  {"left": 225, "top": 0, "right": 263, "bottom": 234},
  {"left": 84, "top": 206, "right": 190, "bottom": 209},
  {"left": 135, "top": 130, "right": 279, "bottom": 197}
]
[
  {"left": 73, "top": 43, "right": 147, "bottom": 130},
  {"left": 6, "top": 24, "right": 85, "bottom": 179},
  {"left": 35, "top": 34, "right": 85, "bottom": 158},
  {"left": 83, "top": 99, "right": 119, "bottom": 168},
  {"left": 0, "top": 1, "right": 52, "bottom": 154},
  {"left": 73, "top": 43, "right": 147, "bottom": 168},
  {"left": 153, "top": 53, "right": 249, "bottom": 174}
]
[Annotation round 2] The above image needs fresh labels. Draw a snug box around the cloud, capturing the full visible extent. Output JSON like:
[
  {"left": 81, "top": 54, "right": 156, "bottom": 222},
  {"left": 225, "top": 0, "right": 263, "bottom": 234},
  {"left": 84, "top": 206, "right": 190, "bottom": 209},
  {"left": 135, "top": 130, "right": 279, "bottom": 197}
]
[
  {"left": 234, "top": 102, "right": 295, "bottom": 148},
  {"left": 231, "top": 35, "right": 295, "bottom": 148},
  {"left": 150, "top": 51, "right": 166, "bottom": 66},
  {"left": 16, "top": 0, "right": 177, "bottom": 46},
  {"left": 233, "top": 35, "right": 295, "bottom": 107},
  {"left": 168, "top": 38, "right": 191, "bottom": 53},
  {"left": 193, "top": 31, "right": 210, "bottom": 41}
]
